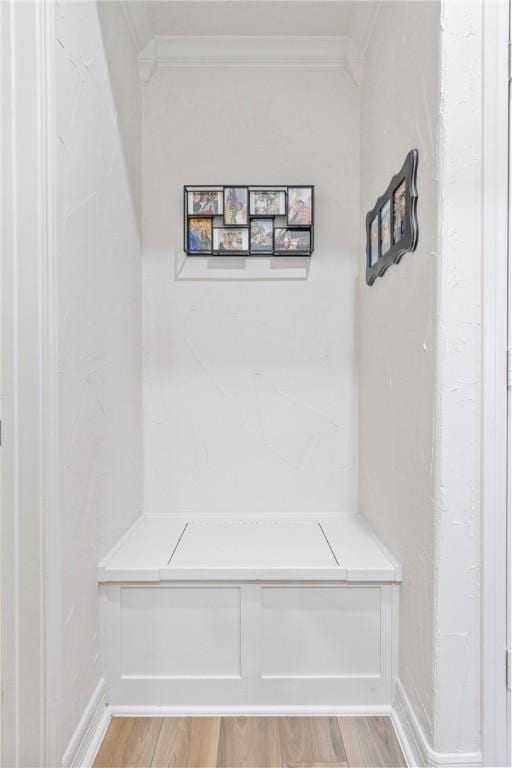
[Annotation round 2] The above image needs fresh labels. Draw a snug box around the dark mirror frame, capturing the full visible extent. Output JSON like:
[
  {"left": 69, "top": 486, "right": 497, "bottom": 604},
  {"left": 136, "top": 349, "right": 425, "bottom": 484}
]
[{"left": 365, "top": 149, "right": 419, "bottom": 286}]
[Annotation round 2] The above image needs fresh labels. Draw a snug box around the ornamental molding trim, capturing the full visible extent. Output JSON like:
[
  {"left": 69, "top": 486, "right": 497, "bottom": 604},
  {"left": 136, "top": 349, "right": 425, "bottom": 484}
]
[{"left": 138, "top": 35, "right": 364, "bottom": 86}]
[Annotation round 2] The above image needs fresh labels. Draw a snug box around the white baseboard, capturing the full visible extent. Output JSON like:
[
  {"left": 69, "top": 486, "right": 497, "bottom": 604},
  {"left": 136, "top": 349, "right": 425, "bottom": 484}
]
[
  {"left": 62, "top": 678, "right": 111, "bottom": 768},
  {"left": 108, "top": 703, "right": 393, "bottom": 717},
  {"left": 391, "top": 679, "right": 481, "bottom": 768},
  {"left": 60, "top": 678, "right": 483, "bottom": 768},
  {"left": 61, "top": 696, "right": 394, "bottom": 768}
]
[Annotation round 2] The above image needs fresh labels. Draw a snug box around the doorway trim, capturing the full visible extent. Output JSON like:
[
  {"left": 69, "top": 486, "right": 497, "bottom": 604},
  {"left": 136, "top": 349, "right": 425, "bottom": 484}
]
[
  {"left": 481, "top": 0, "right": 509, "bottom": 765},
  {"left": 0, "top": 0, "right": 58, "bottom": 765}
]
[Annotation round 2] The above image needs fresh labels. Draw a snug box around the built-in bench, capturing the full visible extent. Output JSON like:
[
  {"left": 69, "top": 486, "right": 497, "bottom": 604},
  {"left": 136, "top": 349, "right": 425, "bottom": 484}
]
[{"left": 98, "top": 516, "right": 401, "bottom": 713}]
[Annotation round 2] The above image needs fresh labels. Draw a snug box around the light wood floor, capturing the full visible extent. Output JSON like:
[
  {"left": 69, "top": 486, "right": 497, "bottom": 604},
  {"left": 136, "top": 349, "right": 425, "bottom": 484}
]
[{"left": 94, "top": 716, "right": 406, "bottom": 768}]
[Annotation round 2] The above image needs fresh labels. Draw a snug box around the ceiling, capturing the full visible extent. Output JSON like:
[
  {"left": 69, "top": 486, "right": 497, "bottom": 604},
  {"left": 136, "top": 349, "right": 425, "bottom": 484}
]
[
  {"left": 123, "top": 1, "right": 380, "bottom": 53},
  {"left": 147, "top": 1, "right": 356, "bottom": 37}
]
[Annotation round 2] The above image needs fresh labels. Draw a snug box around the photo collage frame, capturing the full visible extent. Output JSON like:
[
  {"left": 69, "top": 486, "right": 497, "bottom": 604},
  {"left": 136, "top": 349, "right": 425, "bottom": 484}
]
[
  {"left": 365, "top": 150, "right": 419, "bottom": 285},
  {"left": 184, "top": 185, "right": 314, "bottom": 257}
]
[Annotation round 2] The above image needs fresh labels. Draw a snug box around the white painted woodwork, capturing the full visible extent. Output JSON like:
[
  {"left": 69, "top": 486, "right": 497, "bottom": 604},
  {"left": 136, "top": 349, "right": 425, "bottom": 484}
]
[
  {"left": 260, "top": 586, "right": 381, "bottom": 678},
  {"left": 97, "top": 514, "right": 401, "bottom": 583},
  {"left": 170, "top": 519, "right": 336, "bottom": 569},
  {"left": 1, "top": 2, "right": 55, "bottom": 763},
  {"left": 100, "top": 582, "right": 399, "bottom": 709},
  {"left": 481, "top": 1, "right": 509, "bottom": 765},
  {"left": 98, "top": 515, "right": 400, "bottom": 708},
  {"left": 137, "top": 35, "right": 364, "bottom": 86},
  {"left": 120, "top": 587, "right": 241, "bottom": 678},
  {"left": 320, "top": 517, "right": 402, "bottom": 581},
  {"left": 98, "top": 516, "right": 188, "bottom": 581}
]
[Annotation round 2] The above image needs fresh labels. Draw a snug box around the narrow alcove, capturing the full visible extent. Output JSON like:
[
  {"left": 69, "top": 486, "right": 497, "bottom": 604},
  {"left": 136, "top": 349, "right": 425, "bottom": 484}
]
[{"left": 2, "top": 1, "right": 497, "bottom": 765}]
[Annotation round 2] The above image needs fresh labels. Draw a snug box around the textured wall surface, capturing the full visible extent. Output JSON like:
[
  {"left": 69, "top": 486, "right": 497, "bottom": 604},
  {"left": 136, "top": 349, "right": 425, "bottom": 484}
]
[
  {"left": 56, "top": 1, "right": 142, "bottom": 758},
  {"left": 51, "top": 2, "right": 484, "bottom": 759},
  {"left": 358, "top": 0, "right": 440, "bottom": 748},
  {"left": 143, "top": 66, "right": 360, "bottom": 517},
  {"left": 433, "top": 0, "right": 482, "bottom": 754},
  {"left": 96, "top": 1, "right": 143, "bottom": 231}
]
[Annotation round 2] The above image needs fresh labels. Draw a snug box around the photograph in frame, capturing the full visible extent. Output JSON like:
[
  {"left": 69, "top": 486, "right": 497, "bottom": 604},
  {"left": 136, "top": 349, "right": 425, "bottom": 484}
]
[
  {"left": 188, "top": 190, "right": 223, "bottom": 216},
  {"left": 287, "top": 187, "right": 313, "bottom": 226},
  {"left": 250, "top": 219, "right": 273, "bottom": 252},
  {"left": 224, "top": 187, "right": 248, "bottom": 225},
  {"left": 365, "top": 149, "right": 419, "bottom": 285},
  {"left": 380, "top": 199, "right": 391, "bottom": 256},
  {"left": 274, "top": 228, "right": 311, "bottom": 252},
  {"left": 188, "top": 217, "right": 212, "bottom": 252},
  {"left": 369, "top": 215, "right": 379, "bottom": 267},
  {"left": 213, "top": 227, "right": 249, "bottom": 252},
  {"left": 393, "top": 179, "right": 407, "bottom": 243},
  {"left": 249, "top": 190, "right": 286, "bottom": 216}
]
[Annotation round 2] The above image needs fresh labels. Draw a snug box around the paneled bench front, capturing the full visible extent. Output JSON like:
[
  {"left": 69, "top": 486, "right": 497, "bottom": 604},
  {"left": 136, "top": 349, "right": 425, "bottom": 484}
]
[{"left": 98, "top": 516, "right": 401, "bottom": 712}]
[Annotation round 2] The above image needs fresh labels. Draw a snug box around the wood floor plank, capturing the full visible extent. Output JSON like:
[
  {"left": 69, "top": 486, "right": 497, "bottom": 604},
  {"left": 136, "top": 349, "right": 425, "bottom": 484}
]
[
  {"left": 151, "top": 717, "right": 221, "bottom": 767},
  {"left": 285, "top": 764, "right": 348, "bottom": 768},
  {"left": 337, "top": 717, "right": 406, "bottom": 768},
  {"left": 217, "top": 717, "right": 281, "bottom": 768},
  {"left": 278, "top": 717, "right": 347, "bottom": 768},
  {"left": 94, "top": 717, "right": 164, "bottom": 768},
  {"left": 94, "top": 716, "right": 406, "bottom": 768}
]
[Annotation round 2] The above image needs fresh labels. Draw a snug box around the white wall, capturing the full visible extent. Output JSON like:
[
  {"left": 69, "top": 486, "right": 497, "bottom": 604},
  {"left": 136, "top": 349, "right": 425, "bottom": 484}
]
[
  {"left": 56, "top": 2, "right": 142, "bottom": 760},
  {"left": 96, "top": 1, "right": 143, "bottom": 230},
  {"left": 433, "top": 0, "right": 482, "bottom": 754},
  {"left": 360, "top": 0, "right": 483, "bottom": 760},
  {"left": 143, "top": 66, "right": 360, "bottom": 518},
  {"left": 358, "top": 0, "right": 439, "bottom": 750}
]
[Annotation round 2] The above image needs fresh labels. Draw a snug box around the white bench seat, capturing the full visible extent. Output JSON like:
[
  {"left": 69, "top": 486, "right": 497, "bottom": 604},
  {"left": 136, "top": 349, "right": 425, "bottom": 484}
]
[
  {"left": 98, "top": 515, "right": 401, "bottom": 711},
  {"left": 97, "top": 515, "right": 401, "bottom": 583}
]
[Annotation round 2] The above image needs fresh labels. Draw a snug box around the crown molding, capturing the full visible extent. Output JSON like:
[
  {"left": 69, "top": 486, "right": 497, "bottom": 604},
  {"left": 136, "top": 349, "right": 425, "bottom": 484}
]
[
  {"left": 138, "top": 35, "right": 364, "bottom": 86},
  {"left": 120, "top": 0, "right": 153, "bottom": 54},
  {"left": 139, "top": 39, "right": 157, "bottom": 86}
]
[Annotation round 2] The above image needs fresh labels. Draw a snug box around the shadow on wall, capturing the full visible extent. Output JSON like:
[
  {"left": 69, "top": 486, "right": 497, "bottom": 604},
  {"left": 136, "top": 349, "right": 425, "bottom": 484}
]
[
  {"left": 97, "top": 1, "right": 142, "bottom": 236},
  {"left": 173, "top": 250, "right": 312, "bottom": 281}
]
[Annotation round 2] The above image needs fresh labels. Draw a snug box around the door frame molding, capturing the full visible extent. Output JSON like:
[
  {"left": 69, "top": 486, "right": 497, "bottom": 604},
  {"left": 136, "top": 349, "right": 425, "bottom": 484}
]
[
  {"left": 481, "top": 0, "right": 510, "bottom": 765},
  {"left": 1, "top": 1, "right": 58, "bottom": 765}
]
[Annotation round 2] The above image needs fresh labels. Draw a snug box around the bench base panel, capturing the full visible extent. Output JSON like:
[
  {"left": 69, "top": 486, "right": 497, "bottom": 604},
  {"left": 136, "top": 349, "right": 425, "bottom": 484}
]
[{"left": 100, "top": 582, "right": 399, "bottom": 708}]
